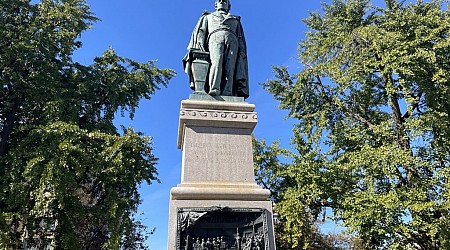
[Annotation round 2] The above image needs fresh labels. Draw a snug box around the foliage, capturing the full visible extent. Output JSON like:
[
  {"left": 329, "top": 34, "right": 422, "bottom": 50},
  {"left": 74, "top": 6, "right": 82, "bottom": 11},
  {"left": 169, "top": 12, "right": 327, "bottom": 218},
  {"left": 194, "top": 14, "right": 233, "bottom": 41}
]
[
  {"left": 0, "top": 0, "right": 175, "bottom": 249},
  {"left": 253, "top": 138, "right": 363, "bottom": 250},
  {"left": 256, "top": 0, "right": 450, "bottom": 249}
]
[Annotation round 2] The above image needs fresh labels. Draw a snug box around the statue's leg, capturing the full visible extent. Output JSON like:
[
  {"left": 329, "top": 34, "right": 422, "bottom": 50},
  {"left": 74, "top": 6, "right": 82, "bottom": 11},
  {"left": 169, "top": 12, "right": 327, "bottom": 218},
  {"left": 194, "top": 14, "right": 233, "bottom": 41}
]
[
  {"left": 223, "top": 34, "right": 239, "bottom": 96},
  {"left": 208, "top": 34, "right": 225, "bottom": 96}
]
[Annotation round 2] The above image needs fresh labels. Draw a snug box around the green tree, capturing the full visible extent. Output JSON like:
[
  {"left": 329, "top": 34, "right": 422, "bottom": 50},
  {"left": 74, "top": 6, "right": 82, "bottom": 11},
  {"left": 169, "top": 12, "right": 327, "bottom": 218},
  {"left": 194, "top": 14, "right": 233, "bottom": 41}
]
[
  {"left": 256, "top": 0, "right": 450, "bottom": 249},
  {"left": 253, "top": 138, "right": 363, "bottom": 250},
  {"left": 0, "top": 0, "right": 175, "bottom": 249}
]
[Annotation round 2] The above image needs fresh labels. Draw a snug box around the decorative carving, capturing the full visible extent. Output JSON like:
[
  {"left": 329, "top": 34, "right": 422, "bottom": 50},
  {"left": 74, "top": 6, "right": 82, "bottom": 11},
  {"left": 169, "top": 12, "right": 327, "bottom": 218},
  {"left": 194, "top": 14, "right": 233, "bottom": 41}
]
[
  {"left": 177, "top": 207, "right": 269, "bottom": 250},
  {"left": 180, "top": 109, "right": 257, "bottom": 122},
  {"left": 179, "top": 212, "right": 208, "bottom": 232}
]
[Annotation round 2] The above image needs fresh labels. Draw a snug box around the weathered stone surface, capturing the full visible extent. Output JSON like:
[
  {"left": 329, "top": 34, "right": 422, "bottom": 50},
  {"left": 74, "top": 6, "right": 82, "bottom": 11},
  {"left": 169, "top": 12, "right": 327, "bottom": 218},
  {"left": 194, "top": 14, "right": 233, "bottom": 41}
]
[
  {"left": 177, "top": 99, "right": 257, "bottom": 150},
  {"left": 181, "top": 126, "right": 253, "bottom": 183},
  {"left": 174, "top": 99, "right": 269, "bottom": 201},
  {"left": 168, "top": 99, "right": 276, "bottom": 249}
]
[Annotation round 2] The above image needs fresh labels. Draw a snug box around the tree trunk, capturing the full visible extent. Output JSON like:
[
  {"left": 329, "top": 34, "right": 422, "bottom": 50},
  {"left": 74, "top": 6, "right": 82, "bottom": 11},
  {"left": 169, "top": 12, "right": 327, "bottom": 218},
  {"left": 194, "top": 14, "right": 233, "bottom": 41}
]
[
  {"left": 0, "top": 99, "right": 18, "bottom": 156},
  {"left": 388, "top": 93, "right": 411, "bottom": 150}
]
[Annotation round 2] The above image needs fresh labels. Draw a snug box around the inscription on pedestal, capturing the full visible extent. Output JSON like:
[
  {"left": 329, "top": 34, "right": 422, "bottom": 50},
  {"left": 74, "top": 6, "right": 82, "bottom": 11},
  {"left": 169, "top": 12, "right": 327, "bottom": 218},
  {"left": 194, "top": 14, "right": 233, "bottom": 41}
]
[
  {"left": 182, "top": 126, "right": 254, "bottom": 183},
  {"left": 177, "top": 207, "right": 270, "bottom": 250},
  {"left": 188, "top": 142, "right": 252, "bottom": 167},
  {"left": 169, "top": 100, "right": 276, "bottom": 249}
]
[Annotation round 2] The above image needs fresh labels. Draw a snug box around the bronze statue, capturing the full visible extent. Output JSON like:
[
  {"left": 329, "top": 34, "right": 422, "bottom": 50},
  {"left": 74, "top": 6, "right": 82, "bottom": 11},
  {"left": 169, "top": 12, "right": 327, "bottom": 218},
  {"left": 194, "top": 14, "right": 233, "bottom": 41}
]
[{"left": 183, "top": 0, "right": 249, "bottom": 98}]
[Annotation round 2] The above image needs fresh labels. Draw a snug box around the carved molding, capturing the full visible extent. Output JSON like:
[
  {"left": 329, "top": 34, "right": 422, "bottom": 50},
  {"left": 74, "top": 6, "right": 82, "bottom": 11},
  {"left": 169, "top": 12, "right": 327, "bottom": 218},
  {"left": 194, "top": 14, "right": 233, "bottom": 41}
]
[
  {"left": 177, "top": 100, "right": 258, "bottom": 149},
  {"left": 180, "top": 109, "right": 258, "bottom": 123}
]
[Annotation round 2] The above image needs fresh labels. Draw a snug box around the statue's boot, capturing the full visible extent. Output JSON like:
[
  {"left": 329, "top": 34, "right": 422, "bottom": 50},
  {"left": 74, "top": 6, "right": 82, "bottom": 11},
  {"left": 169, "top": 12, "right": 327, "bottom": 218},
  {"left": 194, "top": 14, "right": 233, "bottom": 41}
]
[{"left": 209, "top": 89, "right": 220, "bottom": 96}]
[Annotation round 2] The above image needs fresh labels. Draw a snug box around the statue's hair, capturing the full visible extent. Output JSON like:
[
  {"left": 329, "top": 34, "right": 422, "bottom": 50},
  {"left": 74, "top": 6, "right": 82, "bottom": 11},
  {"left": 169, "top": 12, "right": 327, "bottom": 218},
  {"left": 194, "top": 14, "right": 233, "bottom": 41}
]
[{"left": 215, "top": 0, "right": 231, "bottom": 12}]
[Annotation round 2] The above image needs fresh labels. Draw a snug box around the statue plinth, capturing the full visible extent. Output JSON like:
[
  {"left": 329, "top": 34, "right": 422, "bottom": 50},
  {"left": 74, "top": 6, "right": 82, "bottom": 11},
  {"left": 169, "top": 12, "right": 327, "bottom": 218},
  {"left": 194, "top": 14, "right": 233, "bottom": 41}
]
[{"left": 168, "top": 99, "right": 276, "bottom": 249}]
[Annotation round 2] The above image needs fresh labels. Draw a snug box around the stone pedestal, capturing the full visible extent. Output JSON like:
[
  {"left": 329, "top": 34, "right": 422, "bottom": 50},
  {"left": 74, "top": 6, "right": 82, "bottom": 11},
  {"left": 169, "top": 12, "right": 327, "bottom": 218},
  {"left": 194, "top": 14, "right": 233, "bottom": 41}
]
[{"left": 168, "top": 99, "right": 276, "bottom": 249}]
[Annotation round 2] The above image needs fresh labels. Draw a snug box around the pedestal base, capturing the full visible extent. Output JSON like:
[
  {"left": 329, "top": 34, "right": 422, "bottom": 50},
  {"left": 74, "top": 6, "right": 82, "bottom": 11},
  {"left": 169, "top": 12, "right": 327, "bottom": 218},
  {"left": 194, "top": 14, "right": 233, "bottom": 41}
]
[
  {"left": 168, "top": 99, "right": 276, "bottom": 249},
  {"left": 168, "top": 200, "right": 276, "bottom": 250},
  {"left": 171, "top": 183, "right": 271, "bottom": 201}
]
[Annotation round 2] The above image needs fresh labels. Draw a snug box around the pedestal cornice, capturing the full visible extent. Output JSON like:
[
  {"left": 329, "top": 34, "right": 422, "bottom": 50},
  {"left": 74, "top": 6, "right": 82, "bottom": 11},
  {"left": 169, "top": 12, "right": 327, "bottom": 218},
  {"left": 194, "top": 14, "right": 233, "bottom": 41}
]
[{"left": 177, "top": 100, "right": 257, "bottom": 149}]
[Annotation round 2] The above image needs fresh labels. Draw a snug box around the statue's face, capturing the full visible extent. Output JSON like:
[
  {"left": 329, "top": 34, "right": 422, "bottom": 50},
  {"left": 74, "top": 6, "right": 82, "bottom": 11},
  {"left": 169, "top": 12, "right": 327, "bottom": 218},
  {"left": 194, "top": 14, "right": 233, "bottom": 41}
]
[{"left": 215, "top": 0, "right": 230, "bottom": 12}]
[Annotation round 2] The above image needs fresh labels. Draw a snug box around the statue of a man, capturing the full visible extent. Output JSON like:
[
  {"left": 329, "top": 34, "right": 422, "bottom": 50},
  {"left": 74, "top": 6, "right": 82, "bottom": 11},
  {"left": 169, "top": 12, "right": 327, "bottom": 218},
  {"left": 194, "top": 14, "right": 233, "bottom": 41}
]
[{"left": 183, "top": 0, "right": 249, "bottom": 98}]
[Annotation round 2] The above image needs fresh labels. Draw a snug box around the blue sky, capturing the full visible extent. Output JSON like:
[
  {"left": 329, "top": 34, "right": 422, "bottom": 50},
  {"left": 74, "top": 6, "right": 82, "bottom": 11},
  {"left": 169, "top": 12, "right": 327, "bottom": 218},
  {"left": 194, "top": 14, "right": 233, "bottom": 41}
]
[{"left": 72, "top": 1, "right": 328, "bottom": 249}]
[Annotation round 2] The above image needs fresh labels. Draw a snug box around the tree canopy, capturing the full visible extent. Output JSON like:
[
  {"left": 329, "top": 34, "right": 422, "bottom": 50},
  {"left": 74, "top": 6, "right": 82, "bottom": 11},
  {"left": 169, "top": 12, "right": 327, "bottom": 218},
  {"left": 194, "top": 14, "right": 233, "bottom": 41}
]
[
  {"left": 0, "top": 0, "right": 174, "bottom": 249},
  {"left": 256, "top": 0, "right": 450, "bottom": 249}
]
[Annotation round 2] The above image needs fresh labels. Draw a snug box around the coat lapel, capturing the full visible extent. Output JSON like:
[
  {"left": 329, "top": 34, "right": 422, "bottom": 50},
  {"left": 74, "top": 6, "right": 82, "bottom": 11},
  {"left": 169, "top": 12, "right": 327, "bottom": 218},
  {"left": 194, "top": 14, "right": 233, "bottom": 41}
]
[{"left": 212, "top": 11, "right": 236, "bottom": 23}]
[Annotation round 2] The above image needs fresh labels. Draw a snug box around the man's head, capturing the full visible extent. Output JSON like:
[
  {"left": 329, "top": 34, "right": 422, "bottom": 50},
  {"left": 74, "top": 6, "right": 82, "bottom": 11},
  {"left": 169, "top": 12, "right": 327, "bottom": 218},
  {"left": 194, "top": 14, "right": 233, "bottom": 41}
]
[{"left": 215, "top": 0, "right": 231, "bottom": 12}]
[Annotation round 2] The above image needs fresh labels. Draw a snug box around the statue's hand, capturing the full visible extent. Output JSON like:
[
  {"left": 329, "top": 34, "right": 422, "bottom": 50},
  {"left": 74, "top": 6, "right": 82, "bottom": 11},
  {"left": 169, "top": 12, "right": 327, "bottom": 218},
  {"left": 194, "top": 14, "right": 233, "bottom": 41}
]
[
  {"left": 239, "top": 51, "right": 247, "bottom": 59},
  {"left": 197, "top": 43, "right": 206, "bottom": 51}
]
